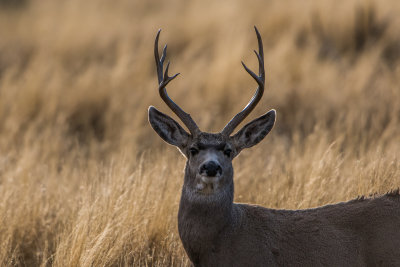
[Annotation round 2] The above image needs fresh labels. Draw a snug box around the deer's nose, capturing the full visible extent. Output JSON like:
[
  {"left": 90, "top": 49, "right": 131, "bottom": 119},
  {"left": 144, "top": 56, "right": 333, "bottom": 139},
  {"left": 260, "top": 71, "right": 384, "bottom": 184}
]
[{"left": 200, "top": 161, "right": 222, "bottom": 177}]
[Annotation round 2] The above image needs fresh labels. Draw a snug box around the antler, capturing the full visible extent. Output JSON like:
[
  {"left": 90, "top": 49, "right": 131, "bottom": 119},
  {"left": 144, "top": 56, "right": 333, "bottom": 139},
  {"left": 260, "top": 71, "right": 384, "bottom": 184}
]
[
  {"left": 221, "top": 26, "right": 265, "bottom": 136},
  {"left": 154, "top": 29, "right": 200, "bottom": 135}
]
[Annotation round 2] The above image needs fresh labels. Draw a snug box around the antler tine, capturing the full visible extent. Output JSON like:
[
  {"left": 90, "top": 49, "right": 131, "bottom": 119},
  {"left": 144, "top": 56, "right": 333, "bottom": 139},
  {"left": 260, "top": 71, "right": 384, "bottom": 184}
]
[
  {"left": 221, "top": 26, "right": 265, "bottom": 136},
  {"left": 154, "top": 29, "right": 200, "bottom": 135}
]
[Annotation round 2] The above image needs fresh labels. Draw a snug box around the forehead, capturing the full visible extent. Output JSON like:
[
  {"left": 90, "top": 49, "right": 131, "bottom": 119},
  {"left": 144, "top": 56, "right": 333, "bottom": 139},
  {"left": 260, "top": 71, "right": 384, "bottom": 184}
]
[{"left": 192, "top": 133, "right": 228, "bottom": 148}]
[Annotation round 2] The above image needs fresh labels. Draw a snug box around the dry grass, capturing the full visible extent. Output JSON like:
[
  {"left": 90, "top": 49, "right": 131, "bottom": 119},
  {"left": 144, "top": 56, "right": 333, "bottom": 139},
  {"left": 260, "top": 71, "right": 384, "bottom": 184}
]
[{"left": 0, "top": 0, "right": 399, "bottom": 266}]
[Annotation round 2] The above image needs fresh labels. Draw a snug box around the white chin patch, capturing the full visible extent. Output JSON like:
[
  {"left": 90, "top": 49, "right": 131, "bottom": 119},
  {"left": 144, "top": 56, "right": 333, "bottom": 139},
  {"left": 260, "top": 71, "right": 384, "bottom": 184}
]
[
  {"left": 196, "top": 175, "right": 220, "bottom": 194},
  {"left": 196, "top": 182, "right": 206, "bottom": 191},
  {"left": 201, "top": 176, "right": 216, "bottom": 184}
]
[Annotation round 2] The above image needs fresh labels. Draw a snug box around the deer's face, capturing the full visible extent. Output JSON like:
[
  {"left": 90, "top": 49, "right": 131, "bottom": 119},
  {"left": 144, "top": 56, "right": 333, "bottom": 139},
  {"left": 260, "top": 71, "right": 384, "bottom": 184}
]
[
  {"left": 183, "top": 133, "right": 234, "bottom": 196},
  {"left": 148, "top": 107, "right": 276, "bottom": 198}
]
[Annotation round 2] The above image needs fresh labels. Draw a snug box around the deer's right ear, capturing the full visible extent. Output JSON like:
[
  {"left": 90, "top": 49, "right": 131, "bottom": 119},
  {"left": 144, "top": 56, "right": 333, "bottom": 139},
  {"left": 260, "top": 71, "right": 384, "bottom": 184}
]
[{"left": 148, "top": 106, "right": 189, "bottom": 149}]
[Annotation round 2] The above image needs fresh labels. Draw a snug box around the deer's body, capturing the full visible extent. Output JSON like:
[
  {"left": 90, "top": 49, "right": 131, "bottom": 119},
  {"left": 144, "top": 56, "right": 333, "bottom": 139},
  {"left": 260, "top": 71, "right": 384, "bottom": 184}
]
[
  {"left": 179, "top": 187, "right": 400, "bottom": 266},
  {"left": 148, "top": 27, "right": 400, "bottom": 266}
]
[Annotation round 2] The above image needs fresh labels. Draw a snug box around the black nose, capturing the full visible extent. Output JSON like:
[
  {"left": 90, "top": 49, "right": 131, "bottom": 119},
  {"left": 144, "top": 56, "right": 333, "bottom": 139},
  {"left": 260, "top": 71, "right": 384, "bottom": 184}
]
[{"left": 200, "top": 161, "right": 222, "bottom": 177}]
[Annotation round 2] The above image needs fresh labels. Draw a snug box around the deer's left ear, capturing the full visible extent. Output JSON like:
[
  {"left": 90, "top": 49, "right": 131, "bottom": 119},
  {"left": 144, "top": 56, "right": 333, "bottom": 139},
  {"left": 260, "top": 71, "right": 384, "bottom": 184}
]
[{"left": 232, "top": 109, "right": 276, "bottom": 153}]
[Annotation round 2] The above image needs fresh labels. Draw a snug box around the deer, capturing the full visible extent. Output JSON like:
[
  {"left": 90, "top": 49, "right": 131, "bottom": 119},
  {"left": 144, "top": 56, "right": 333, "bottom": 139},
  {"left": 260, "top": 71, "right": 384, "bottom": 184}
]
[{"left": 148, "top": 27, "right": 400, "bottom": 267}]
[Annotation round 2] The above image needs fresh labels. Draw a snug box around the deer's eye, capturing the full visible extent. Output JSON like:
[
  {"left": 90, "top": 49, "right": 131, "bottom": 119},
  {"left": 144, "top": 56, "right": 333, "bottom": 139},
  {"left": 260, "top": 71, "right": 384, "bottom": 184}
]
[
  {"left": 224, "top": 149, "right": 232, "bottom": 157},
  {"left": 189, "top": 147, "right": 199, "bottom": 156}
]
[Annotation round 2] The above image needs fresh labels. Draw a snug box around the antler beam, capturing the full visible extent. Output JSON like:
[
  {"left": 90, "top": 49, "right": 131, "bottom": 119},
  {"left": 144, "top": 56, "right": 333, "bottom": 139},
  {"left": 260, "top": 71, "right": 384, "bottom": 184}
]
[
  {"left": 221, "top": 26, "right": 265, "bottom": 136},
  {"left": 154, "top": 30, "right": 200, "bottom": 135}
]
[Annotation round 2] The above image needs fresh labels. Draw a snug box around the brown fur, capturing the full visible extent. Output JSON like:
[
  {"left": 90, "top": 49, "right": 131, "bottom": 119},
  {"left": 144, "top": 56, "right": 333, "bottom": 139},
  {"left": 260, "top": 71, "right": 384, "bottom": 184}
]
[
  {"left": 178, "top": 191, "right": 400, "bottom": 266},
  {"left": 149, "top": 108, "right": 400, "bottom": 266}
]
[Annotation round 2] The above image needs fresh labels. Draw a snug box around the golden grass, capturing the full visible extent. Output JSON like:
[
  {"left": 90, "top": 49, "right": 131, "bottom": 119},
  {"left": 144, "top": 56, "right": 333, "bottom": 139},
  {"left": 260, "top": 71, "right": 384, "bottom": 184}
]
[{"left": 0, "top": 0, "right": 399, "bottom": 265}]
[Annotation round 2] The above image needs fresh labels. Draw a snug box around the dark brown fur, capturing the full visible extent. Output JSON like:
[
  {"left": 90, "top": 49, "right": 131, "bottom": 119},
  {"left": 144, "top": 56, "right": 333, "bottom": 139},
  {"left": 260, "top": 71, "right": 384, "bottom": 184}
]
[{"left": 179, "top": 188, "right": 400, "bottom": 266}]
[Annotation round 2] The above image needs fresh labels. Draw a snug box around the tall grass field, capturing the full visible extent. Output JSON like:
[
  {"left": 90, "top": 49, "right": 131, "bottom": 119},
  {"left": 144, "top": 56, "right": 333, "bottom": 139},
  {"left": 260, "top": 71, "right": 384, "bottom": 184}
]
[{"left": 0, "top": 0, "right": 399, "bottom": 266}]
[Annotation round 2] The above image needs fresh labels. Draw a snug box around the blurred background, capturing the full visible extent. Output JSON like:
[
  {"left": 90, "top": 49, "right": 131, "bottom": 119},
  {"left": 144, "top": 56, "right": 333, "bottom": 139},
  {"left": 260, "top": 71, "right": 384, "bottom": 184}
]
[{"left": 0, "top": 0, "right": 399, "bottom": 266}]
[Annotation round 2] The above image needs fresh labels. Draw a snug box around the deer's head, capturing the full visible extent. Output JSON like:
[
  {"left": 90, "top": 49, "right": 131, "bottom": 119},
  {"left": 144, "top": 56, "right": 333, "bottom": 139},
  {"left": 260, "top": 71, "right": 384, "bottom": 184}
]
[{"left": 149, "top": 27, "right": 275, "bottom": 200}]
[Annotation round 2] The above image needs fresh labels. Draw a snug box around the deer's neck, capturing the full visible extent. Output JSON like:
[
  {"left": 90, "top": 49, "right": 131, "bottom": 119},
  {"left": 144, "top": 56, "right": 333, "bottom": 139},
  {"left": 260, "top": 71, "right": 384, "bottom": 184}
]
[{"left": 177, "top": 168, "right": 236, "bottom": 264}]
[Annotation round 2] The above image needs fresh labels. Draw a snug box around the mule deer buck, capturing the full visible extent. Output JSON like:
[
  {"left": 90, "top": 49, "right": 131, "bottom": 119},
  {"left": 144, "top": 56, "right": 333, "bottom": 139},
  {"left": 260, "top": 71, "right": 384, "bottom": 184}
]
[{"left": 148, "top": 27, "right": 400, "bottom": 266}]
